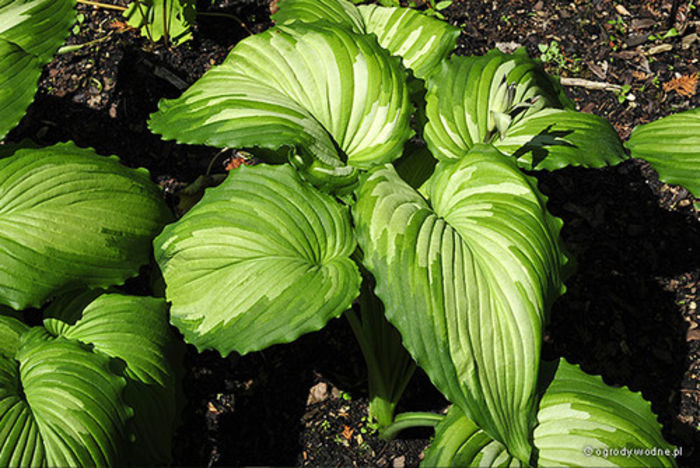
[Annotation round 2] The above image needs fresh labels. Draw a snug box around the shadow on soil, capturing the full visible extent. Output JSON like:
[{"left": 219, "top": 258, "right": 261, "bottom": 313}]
[{"left": 537, "top": 162, "right": 700, "bottom": 464}]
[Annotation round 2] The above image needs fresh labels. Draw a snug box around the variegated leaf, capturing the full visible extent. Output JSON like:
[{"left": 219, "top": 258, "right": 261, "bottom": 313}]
[
  {"left": 149, "top": 22, "right": 412, "bottom": 193},
  {"left": 424, "top": 50, "right": 626, "bottom": 170},
  {"left": 354, "top": 144, "right": 567, "bottom": 463}
]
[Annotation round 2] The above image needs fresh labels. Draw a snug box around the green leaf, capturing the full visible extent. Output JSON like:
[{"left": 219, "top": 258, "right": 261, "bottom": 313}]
[
  {"left": 43, "top": 292, "right": 182, "bottom": 465},
  {"left": 272, "top": 0, "right": 460, "bottom": 80},
  {"left": 626, "top": 107, "right": 700, "bottom": 198},
  {"left": 0, "top": 327, "right": 131, "bottom": 467},
  {"left": 354, "top": 145, "right": 567, "bottom": 462},
  {"left": 497, "top": 109, "right": 628, "bottom": 170},
  {"left": 422, "top": 405, "right": 517, "bottom": 468},
  {"left": 0, "top": 0, "right": 77, "bottom": 139},
  {"left": 0, "top": 142, "right": 172, "bottom": 310},
  {"left": 272, "top": 0, "right": 366, "bottom": 33},
  {"left": 149, "top": 22, "right": 412, "bottom": 193},
  {"left": 124, "top": 0, "right": 196, "bottom": 46},
  {"left": 154, "top": 164, "right": 361, "bottom": 356},
  {"left": 0, "top": 309, "right": 27, "bottom": 357},
  {"left": 434, "top": 0, "right": 452, "bottom": 10},
  {"left": 424, "top": 50, "right": 626, "bottom": 170},
  {"left": 357, "top": 4, "right": 460, "bottom": 79},
  {"left": 422, "top": 359, "right": 677, "bottom": 467}
]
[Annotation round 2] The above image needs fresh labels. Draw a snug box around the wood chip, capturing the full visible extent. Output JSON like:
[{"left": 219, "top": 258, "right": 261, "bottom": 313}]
[
  {"left": 615, "top": 4, "right": 631, "bottom": 15},
  {"left": 495, "top": 41, "right": 522, "bottom": 53},
  {"left": 587, "top": 61, "right": 607, "bottom": 80},
  {"left": 682, "top": 33, "right": 698, "bottom": 50},
  {"left": 646, "top": 44, "right": 673, "bottom": 55},
  {"left": 306, "top": 382, "right": 329, "bottom": 406},
  {"left": 687, "top": 327, "right": 700, "bottom": 341},
  {"left": 631, "top": 18, "right": 656, "bottom": 29}
]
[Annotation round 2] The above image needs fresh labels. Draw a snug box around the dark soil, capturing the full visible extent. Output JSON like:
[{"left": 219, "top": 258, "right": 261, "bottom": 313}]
[{"left": 4, "top": 0, "right": 699, "bottom": 466}]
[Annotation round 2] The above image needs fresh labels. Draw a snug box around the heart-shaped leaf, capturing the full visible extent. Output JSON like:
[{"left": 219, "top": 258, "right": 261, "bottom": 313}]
[
  {"left": 149, "top": 22, "right": 412, "bottom": 193},
  {"left": 0, "top": 327, "right": 131, "bottom": 467},
  {"left": 154, "top": 163, "right": 361, "bottom": 356},
  {"left": 43, "top": 292, "right": 182, "bottom": 465},
  {"left": 0, "top": 142, "right": 172, "bottom": 310},
  {"left": 354, "top": 144, "right": 567, "bottom": 462}
]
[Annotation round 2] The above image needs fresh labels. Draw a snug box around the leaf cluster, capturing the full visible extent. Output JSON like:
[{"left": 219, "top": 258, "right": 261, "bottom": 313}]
[{"left": 0, "top": 0, "right": 697, "bottom": 466}]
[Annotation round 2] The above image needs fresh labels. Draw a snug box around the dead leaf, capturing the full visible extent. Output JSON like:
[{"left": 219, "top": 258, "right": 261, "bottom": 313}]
[
  {"left": 109, "top": 20, "right": 135, "bottom": 32},
  {"left": 341, "top": 425, "right": 354, "bottom": 440},
  {"left": 632, "top": 70, "right": 648, "bottom": 80},
  {"left": 663, "top": 73, "right": 698, "bottom": 97},
  {"left": 225, "top": 156, "right": 250, "bottom": 171},
  {"left": 207, "top": 402, "right": 221, "bottom": 415}
]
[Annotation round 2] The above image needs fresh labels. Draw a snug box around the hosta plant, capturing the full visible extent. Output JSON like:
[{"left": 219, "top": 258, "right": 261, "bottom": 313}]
[
  {"left": 148, "top": 0, "right": 675, "bottom": 464},
  {"left": 148, "top": 0, "right": 462, "bottom": 426},
  {"left": 0, "top": 3, "right": 185, "bottom": 463},
  {"left": 0, "top": 142, "right": 181, "bottom": 465},
  {"left": 0, "top": 291, "right": 182, "bottom": 466}
]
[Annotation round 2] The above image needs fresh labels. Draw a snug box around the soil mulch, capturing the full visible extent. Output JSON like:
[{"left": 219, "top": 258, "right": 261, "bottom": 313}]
[{"left": 4, "top": 0, "right": 699, "bottom": 466}]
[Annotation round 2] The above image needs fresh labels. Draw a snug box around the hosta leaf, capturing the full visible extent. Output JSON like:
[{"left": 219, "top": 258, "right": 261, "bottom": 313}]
[
  {"left": 535, "top": 359, "right": 676, "bottom": 467},
  {"left": 422, "top": 359, "right": 677, "bottom": 467},
  {"left": 422, "top": 405, "right": 517, "bottom": 468},
  {"left": 0, "top": 328, "right": 131, "bottom": 467},
  {"left": 0, "top": 142, "right": 172, "bottom": 310},
  {"left": 44, "top": 292, "right": 182, "bottom": 465},
  {"left": 0, "top": 309, "right": 26, "bottom": 357},
  {"left": 626, "top": 107, "right": 700, "bottom": 198},
  {"left": 0, "top": 0, "right": 76, "bottom": 139},
  {"left": 154, "top": 164, "right": 361, "bottom": 356},
  {"left": 354, "top": 145, "right": 566, "bottom": 462},
  {"left": 273, "top": 0, "right": 460, "bottom": 79},
  {"left": 149, "top": 22, "right": 412, "bottom": 193},
  {"left": 424, "top": 50, "right": 626, "bottom": 170},
  {"left": 124, "top": 0, "right": 196, "bottom": 47},
  {"left": 273, "top": 0, "right": 365, "bottom": 32},
  {"left": 358, "top": 4, "right": 460, "bottom": 79},
  {"left": 497, "top": 109, "right": 628, "bottom": 170}
]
